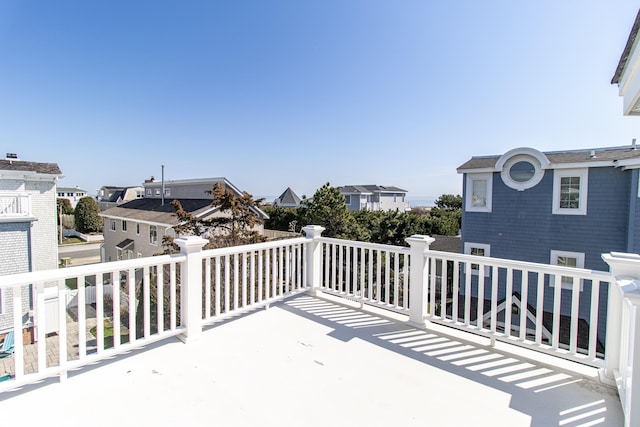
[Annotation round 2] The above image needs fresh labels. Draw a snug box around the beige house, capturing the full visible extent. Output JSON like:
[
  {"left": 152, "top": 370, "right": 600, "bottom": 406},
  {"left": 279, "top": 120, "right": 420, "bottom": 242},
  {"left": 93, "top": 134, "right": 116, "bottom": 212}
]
[{"left": 100, "top": 177, "right": 267, "bottom": 261}]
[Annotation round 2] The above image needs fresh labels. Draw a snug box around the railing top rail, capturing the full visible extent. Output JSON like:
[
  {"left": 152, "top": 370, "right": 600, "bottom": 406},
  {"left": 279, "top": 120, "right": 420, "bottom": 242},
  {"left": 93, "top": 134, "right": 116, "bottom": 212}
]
[
  {"left": 201, "top": 236, "right": 308, "bottom": 258},
  {"left": 427, "top": 249, "right": 611, "bottom": 281},
  {"left": 317, "top": 236, "right": 411, "bottom": 253},
  {"left": 0, "top": 252, "right": 187, "bottom": 288}
]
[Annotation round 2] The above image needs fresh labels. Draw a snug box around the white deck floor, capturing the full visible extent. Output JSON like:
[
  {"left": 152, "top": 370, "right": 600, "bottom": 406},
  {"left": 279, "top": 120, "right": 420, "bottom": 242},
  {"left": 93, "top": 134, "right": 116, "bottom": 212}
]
[{"left": 0, "top": 294, "right": 624, "bottom": 426}]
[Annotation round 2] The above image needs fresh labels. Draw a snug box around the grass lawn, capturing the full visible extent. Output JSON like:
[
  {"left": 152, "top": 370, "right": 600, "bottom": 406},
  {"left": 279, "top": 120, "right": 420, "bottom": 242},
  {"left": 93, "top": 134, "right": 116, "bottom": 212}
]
[
  {"left": 90, "top": 319, "right": 130, "bottom": 348},
  {"left": 61, "top": 237, "right": 84, "bottom": 244}
]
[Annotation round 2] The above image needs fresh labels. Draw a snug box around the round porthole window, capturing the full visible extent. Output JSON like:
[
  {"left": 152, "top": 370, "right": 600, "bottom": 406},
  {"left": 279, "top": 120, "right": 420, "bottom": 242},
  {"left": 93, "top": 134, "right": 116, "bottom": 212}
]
[
  {"left": 509, "top": 161, "right": 536, "bottom": 183},
  {"left": 497, "top": 149, "right": 547, "bottom": 191}
]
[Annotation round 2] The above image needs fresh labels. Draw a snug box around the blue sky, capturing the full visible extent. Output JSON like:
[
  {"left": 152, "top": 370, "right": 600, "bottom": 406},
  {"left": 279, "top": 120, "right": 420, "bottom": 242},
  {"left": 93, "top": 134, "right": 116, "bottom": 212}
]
[{"left": 0, "top": 1, "right": 638, "bottom": 200}]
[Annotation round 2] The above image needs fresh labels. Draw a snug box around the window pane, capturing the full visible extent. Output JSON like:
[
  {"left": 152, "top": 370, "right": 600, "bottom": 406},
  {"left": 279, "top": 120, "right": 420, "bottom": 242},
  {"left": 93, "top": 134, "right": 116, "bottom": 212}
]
[
  {"left": 509, "top": 161, "right": 535, "bottom": 182},
  {"left": 560, "top": 176, "right": 580, "bottom": 209},
  {"left": 471, "top": 180, "right": 487, "bottom": 207}
]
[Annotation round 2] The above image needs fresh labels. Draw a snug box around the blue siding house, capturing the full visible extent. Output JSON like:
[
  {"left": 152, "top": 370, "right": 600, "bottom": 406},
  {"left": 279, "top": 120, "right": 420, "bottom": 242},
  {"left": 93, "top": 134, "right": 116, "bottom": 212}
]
[{"left": 456, "top": 144, "right": 640, "bottom": 350}]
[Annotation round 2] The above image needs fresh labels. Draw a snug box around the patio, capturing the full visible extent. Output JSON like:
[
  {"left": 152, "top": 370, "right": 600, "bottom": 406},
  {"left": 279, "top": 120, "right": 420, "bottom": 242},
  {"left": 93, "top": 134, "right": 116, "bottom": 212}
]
[{"left": 0, "top": 293, "right": 623, "bottom": 426}]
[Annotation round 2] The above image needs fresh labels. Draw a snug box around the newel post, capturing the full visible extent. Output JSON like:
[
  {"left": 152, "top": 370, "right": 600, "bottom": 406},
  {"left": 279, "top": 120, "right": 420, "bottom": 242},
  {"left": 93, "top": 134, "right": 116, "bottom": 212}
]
[
  {"left": 302, "top": 225, "right": 325, "bottom": 295},
  {"left": 175, "top": 236, "right": 208, "bottom": 343},
  {"left": 406, "top": 235, "right": 435, "bottom": 328},
  {"left": 602, "top": 252, "right": 640, "bottom": 427}
]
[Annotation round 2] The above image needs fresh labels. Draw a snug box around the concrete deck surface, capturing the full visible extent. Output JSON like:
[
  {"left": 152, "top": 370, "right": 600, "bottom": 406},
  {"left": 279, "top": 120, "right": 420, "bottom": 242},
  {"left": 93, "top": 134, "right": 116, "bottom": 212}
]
[{"left": 0, "top": 294, "right": 624, "bottom": 427}]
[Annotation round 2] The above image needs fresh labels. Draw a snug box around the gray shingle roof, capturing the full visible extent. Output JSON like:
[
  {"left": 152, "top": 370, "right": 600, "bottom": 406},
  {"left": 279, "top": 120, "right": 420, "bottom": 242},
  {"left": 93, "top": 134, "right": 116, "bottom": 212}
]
[
  {"left": 0, "top": 159, "right": 62, "bottom": 175},
  {"left": 274, "top": 187, "right": 301, "bottom": 207},
  {"left": 101, "top": 198, "right": 214, "bottom": 226},
  {"left": 457, "top": 145, "right": 640, "bottom": 171}
]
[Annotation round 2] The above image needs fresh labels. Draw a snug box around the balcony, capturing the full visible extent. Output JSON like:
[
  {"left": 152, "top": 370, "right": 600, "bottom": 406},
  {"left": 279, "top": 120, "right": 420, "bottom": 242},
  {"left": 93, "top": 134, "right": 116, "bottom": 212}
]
[
  {"left": 0, "top": 194, "right": 31, "bottom": 219},
  {"left": 0, "top": 226, "right": 637, "bottom": 426}
]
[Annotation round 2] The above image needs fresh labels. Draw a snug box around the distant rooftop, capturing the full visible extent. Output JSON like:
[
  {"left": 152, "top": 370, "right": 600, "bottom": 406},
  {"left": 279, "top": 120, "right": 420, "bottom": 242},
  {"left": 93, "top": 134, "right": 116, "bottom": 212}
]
[
  {"left": 0, "top": 159, "right": 62, "bottom": 176},
  {"left": 340, "top": 185, "right": 408, "bottom": 194}
]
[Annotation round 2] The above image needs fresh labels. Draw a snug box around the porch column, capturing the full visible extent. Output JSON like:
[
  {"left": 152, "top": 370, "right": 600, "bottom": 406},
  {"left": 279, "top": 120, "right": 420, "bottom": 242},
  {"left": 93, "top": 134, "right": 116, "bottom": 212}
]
[
  {"left": 406, "top": 235, "right": 435, "bottom": 328},
  {"left": 175, "top": 236, "right": 208, "bottom": 343},
  {"left": 602, "top": 252, "right": 640, "bottom": 427},
  {"left": 302, "top": 225, "right": 325, "bottom": 295}
]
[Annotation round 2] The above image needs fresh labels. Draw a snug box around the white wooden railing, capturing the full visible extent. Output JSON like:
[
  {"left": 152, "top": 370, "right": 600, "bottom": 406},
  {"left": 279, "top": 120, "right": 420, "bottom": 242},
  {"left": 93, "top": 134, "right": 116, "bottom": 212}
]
[
  {"left": 0, "top": 194, "right": 30, "bottom": 217},
  {"left": 0, "top": 227, "right": 639, "bottom": 425}
]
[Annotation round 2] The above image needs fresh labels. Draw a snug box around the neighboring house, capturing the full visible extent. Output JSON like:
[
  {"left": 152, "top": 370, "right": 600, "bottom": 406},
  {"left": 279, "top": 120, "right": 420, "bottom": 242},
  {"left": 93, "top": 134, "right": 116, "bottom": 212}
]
[
  {"left": 100, "top": 177, "right": 268, "bottom": 261},
  {"left": 97, "top": 185, "right": 144, "bottom": 211},
  {"left": 457, "top": 144, "right": 640, "bottom": 346},
  {"left": 56, "top": 186, "right": 87, "bottom": 209},
  {"left": 0, "top": 154, "right": 63, "bottom": 339},
  {"left": 273, "top": 187, "right": 301, "bottom": 208},
  {"left": 339, "top": 185, "right": 409, "bottom": 212}
]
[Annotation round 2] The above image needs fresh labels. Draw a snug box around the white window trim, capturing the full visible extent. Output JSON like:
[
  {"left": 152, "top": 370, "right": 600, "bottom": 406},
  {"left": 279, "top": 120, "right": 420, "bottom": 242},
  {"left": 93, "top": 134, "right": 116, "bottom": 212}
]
[
  {"left": 110, "top": 219, "right": 116, "bottom": 231},
  {"left": 552, "top": 168, "right": 588, "bottom": 215},
  {"left": 0, "top": 289, "right": 4, "bottom": 315},
  {"left": 464, "top": 242, "right": 491, "bottom": 276},
  {"left": 465, "top": 173, "right": 492, "bottom": 213},
  {"left": 149, "top": 225, "right": 158, "bottom": 245},
  {"left": 550, "top": 250, "right": 585, "bottom": 292}
]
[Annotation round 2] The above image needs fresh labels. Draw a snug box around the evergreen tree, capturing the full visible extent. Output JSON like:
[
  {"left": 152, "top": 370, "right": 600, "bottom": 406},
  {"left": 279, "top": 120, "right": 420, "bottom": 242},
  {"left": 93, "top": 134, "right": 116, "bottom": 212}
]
[
  {"left": 74, "top": 196, "right": 102, "bottom": 233},
  {"left": 299, "top": 183, "right": 362, "bottom": 239}
]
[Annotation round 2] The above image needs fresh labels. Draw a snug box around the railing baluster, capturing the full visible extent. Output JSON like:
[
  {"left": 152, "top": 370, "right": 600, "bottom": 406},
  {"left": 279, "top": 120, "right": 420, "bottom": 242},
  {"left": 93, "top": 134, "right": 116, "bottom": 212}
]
[
  {"left": 402, "top": 252, "right": 409, "bottom": 309},
  {"left": 113, "top": 269, "right": 121, "bottom": 347},
  {"left": 535, "top": 273, "right": 544, "bottom": 345},
  {"left": 157, "top": 265, "right": 164, "bottom": 334},
  {"left": 170, "top": 263, "right": 177, "bottom": 330},
  {"left": 58, "top": 278, "right": 67, "bottom": 373},
  {"left": 242, "top": 252, "right": 248, "bottom": 308},
  {"left": 224, "top": 255, "right": 230, "bottom": 313},
  {"left": 338, "top": 245, "right": 344, "bottom": 293},
  {"left": 429, "top": 256, "right": 436, "bottom": 316},
  {"left": 215, "top": 256, "right": 221, "bottom": 316},
  {"left": 279, "top": 246, "right": 284, "bottom": 296},
  {"left": 97, "top": 273, "right": 105, "bottom": 351},
  {"left": 376, "top": 250, "right": 382, "bottom": 303},
  {"left": 12, "top": 285, "right": 24, "bottom": 378},
  {"left": 142, "top": 267, "right": 150, "bottom": 339},
  {"left": 588, "top": 280, "right": 601, "bottom": 359},
  {"left": 477, "top": 263, "right": 485, "bottom": 330},
  {"left": 452, "top": 261, "right": 459, "bottom": 323},
  {"left": 439, "top": 258, "right": 447, "bottom": 320},
  {"left": 569, "top": 277, "right": 580, "bottom": 355},
  {"left": 265, "top": 249, "right": 270, "bottom": 300},
  {"left": 505, "top": 268, "right": 513, "bottom": 337},
  {"left": 520, "top": 270, "right": 529, "bottom": 341},
  {"left": 552, "top": 274, "right": 562, "bottom": 349},
  {"left": 233, "top": 253, "right": 239, "bottom": 310},
  {"left": 36, "top": 282, "right": 46, "bottom": 372},
  {"left": 257, "top": 251, "right": 263, "bottom": 303},
  {"left": 128, "top": 268, "right": 136, "bottom": 343},
  {"left": 490, "top": 266, "right": 498, "bottom": 334},
  {"left": 464, "top": 262, "right": 471, "bottom": 326},
  {"left": 205, "top": 258, "right": 211, "bottom": 319},
  {"left": 250, "top": 250, "right": 256, "bottom": 304},
  {"left": 385, "top": 251, "right": 390, "bottom": 305}
]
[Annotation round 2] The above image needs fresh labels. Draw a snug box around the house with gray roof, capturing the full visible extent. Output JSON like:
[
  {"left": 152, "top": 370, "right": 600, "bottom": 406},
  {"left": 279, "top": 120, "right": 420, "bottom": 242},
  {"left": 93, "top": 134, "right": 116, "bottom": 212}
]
[
  {"left": 100, "top": 177, "right": 268, "bottom": 261},
  {"left": 0, "top": 154, "right": 63, "bottom": 338},
  {"left": 457, "top": 144, "right": 640, "bottom": 344},
  {"left": 56, "top": 186, "right": 87, "bottom": 209},
  {"left": 97, "top": 185, "right": 144, "bottom": 211},
  {"left": 339, "top": 185, "right": 409, "bottom": 212},
  {"left": 273, "top": 187, "right": 301, "bottom": 208}
]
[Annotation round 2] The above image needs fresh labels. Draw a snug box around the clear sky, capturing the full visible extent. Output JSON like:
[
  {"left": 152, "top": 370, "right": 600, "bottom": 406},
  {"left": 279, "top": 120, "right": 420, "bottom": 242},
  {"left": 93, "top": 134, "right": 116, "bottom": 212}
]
[{"left": 0, "top": 1, "right": 638, "bottom": 200}]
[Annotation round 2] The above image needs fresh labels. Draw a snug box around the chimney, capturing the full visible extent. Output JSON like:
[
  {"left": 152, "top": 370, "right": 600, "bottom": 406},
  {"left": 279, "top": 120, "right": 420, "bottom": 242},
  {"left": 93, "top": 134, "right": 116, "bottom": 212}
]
[
  {"left": 589, "top": 150, "right": 597, "bottom": 159},
  {"left": 633, "top": 138, "right": 637, "bottom": 150}
]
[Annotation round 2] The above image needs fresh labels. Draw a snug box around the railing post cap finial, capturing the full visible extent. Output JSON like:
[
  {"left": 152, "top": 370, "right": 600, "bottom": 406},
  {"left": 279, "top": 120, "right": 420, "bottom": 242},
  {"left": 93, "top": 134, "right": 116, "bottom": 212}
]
[
  {"left": 602, "top": 251, "right": 640, "bottom": 280},
  {"left": 302, "top": 225, "right": 325, "bottom": 238},
  {"left": 405, "top": 235, "right": 435, "bottom": 246},
  {"left": 175, "top": 235, "right": 208, "bottom": 253}
]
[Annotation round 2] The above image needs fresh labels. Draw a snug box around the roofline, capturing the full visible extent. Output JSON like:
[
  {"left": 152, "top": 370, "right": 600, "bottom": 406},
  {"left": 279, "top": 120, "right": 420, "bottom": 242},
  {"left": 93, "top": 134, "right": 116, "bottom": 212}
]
[{"left": 612, "top": 9, "right": 640, "bottom": 85}]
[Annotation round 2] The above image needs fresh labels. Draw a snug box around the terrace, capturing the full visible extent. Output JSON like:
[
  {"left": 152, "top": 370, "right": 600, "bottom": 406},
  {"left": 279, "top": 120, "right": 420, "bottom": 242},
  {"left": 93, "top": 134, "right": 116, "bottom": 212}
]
[{"left": 0, "top": 226, "right": 637, "bottom": 426}]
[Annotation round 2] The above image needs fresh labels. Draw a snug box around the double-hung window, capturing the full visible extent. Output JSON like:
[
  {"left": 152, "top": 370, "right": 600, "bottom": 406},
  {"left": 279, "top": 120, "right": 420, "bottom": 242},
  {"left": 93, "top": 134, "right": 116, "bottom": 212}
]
[
  {"left": 465, "top": 173, "right": 492, "bottom": 212},
  {"left": 464, "top": 242, "right": 491, "bottom": 275},
  {"left": 149, "top": 225, "right": 158, "bottom": 245},
  {"left": 550, "top": 250, "right": 585, "bottom": 291},
  {"left": 122, "top": 220, "right": 127, "bottom": 232},
  {"left": 110, "top": 219, "right": 116, "bottom": 231},
  {"left": 552, "top": 169, "right": 588, "bottom": 215}
]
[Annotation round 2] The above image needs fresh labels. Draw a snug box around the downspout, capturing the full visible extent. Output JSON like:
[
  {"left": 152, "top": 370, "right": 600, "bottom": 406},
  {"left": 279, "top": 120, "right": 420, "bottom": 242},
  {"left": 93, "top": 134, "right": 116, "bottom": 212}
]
[{"left": 161, "top": 165, "right": 165, "bottom": 206}]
